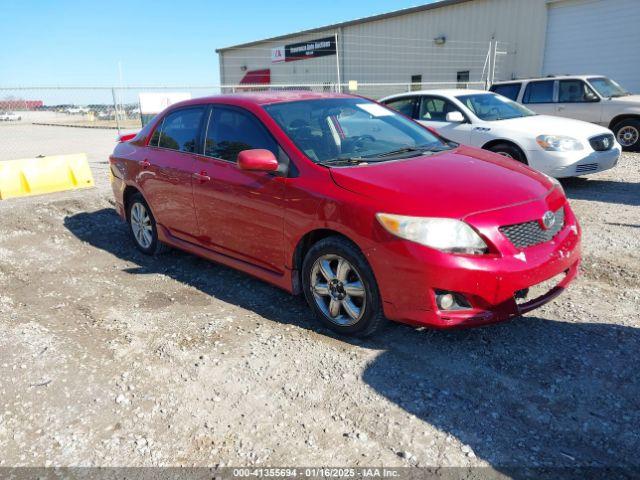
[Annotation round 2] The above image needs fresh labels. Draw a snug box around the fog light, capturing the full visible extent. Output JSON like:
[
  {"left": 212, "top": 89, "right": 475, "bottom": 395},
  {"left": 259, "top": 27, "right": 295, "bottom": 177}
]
[
  {"left": 438, "top": 293, "right": 455, "bottom": 310},
  {"left": 435, "top": 290, "right": 472, "bottom": 311}
]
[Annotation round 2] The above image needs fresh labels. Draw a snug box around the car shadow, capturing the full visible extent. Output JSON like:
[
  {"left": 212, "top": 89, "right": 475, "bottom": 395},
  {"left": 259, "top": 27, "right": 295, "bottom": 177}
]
[
  {"left": 561, "top": 177, "right": 640, "bottom": 207},
  {"left": 363, "top": 319, "right": 640, "bottom": 476},
  {"left": 64, "top": 208, "right": 640, "bottom": 474},
  {"left": 63, "top": 208, "right": 327, "bottom": 334}
]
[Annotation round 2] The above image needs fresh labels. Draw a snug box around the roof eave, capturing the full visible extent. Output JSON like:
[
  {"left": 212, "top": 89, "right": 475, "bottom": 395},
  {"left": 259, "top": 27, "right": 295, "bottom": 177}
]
[{"left": 215, "top": 0, "right": 473, "bottom": 53}]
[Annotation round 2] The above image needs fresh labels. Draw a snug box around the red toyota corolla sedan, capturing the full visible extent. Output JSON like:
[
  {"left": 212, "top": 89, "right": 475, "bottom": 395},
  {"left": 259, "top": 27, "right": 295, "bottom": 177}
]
[{"left": 109, "top": 92, "right": 580, "bottom": 336}]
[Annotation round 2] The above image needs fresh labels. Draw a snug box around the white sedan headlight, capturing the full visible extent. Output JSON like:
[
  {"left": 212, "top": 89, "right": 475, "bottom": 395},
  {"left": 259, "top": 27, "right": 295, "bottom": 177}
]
[
  {"left": 376, "top": 213, "right": 488, "bottom": 254},
  {"left": 536, "top": 135, "right": 584, "bottom": 152}
]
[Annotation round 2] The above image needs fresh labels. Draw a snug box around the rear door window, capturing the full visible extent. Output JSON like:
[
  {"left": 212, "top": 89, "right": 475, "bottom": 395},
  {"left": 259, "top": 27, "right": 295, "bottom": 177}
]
[
  {"left": 151, "top": 107, "right": 205, "bottom": 152},
  {"left": 522, "top": 81, "right": 555, "bottom": 104},
  {"left": 382, "top": 97, "right": 417, "bottom": 118},
  {"left": 419, "top": 96, "right": 464, "bottom": 121},
  {"left": 490, "top": 83, "right": 521, "bottom": 101},
  {"left": 204, "top": 107, "right": 278, "bottom": 162}
]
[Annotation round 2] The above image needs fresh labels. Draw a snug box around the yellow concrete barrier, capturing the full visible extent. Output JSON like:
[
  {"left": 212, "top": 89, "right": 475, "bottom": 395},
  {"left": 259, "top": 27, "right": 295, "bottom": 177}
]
[{"left": 0, "top": 153, "right": 94, "bottom": 200}]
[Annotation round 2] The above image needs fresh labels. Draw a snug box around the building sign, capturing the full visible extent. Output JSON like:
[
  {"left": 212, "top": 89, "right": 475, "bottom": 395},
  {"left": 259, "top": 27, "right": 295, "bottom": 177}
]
[
  {"left": 271, "top": 46, "right": 286, "bottom": 63},
  {"left": 271, "top": 36, "right": 336, "bottom": 63}
]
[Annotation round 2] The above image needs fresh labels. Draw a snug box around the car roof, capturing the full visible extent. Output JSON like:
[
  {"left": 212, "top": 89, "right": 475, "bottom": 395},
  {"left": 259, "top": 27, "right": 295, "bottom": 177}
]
[
  {"left": 492, "top": 75, "right": 603, "bottom": 85},
  {"left": 381, "top": 89, "right": 491, "bottom": 101},
  {"left": 169, "top": 90, "right": 357, "bottom": 109}
]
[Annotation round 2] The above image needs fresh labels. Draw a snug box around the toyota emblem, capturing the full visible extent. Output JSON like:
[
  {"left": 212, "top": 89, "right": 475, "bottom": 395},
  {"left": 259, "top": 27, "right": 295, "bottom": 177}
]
[{"left": 542, "top": 211, "right": 556, "bottom": 230}]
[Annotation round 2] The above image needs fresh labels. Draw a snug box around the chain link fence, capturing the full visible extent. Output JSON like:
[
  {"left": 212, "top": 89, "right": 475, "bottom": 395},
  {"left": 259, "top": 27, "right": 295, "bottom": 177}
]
[
  {"left": 1, "top": 82, "right": 487, "bottom": 163},
  {"left": 0, "top": 32, "right": 512, "bottom": 162}
]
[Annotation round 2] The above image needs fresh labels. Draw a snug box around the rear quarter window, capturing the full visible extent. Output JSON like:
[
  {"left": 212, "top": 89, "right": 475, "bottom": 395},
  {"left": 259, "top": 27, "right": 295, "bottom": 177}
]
[{"left": 490, "top": 83, "right": 521, "bottom": 101}]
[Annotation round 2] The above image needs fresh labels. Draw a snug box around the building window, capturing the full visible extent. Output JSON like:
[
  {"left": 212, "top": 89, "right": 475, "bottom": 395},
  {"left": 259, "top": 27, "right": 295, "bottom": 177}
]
[
  {"left": 411, "top": 75, "right": 422, "bottom": 91},
  {"left": 457, "top": 71, "right": 470, "bottom": 88}
]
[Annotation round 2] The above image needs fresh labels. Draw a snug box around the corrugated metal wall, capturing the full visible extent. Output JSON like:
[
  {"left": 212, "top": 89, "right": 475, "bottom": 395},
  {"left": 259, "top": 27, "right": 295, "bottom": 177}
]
[
  {"left": 543, "top": 0, "right": 640, "bottom": 92},
  {"left": 340, "top": 0, "right": 547, "bottom": 84},
  {"left": 219, "top": 0, "right": 549, "bottom": 88}
]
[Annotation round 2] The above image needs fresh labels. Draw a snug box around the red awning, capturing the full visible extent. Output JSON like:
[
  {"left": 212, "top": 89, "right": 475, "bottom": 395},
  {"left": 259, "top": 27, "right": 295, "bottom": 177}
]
[{"left": 239, "top": 69, "right": 271, "bottom": 85}]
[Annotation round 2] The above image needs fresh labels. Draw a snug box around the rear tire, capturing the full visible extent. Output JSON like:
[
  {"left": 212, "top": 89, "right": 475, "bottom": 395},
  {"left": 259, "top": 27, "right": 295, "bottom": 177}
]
[
  {"left": 127, "top": 192, "right": 169, "bottom": 255},
  {"left": 302, "top": 236, "right": 386, "bottom": 337},
  {"left": 613, "top": 119, "right": 640, "bottom": 151},
  {"left": 487, "top": 143, "right": 527, "bottom": 164}
]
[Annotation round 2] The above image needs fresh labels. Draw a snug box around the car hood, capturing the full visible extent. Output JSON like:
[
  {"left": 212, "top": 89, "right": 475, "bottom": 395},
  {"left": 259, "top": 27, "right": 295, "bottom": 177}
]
[
  {"left": 329, "top": 145, "right": 554, "bottom": 219},
  {"left": 609, "top": 94, "right": 640, "bottom": 106},
  {"left": 494, "top": 115, "right": 609, "bottom": 138}
]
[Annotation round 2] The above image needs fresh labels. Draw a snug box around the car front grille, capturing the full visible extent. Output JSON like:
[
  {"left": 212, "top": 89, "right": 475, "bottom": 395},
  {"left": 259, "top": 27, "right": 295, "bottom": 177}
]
[
  {"left": 499, "top": 207, "right": 565, "bottom": 249},
  {"left": 589, "top": 133, "right": 615, "bottom": 151},
  {"left": 576, "top": 163, "right": 599, "bottom": 174}
]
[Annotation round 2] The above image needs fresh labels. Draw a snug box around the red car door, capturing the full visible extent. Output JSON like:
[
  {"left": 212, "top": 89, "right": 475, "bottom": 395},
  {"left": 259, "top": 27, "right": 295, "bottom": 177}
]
[
  {"left": 141, "top": 106, "right": 206, "bottom": 242},
  {"left": 191, "top": 106, "right": 286, "bottom": 274}
]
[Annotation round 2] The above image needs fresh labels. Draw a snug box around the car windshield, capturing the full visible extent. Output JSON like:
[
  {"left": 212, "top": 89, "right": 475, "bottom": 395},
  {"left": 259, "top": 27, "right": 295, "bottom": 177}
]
[
  {"left": 263, "top": 97, "right": 449, "bottom": 165},
  {"left": 587, "top": 77, "right": 630, "bottom": 98},
  {"left": 457, "top": 93, "right": 536, "bottom": 121}
]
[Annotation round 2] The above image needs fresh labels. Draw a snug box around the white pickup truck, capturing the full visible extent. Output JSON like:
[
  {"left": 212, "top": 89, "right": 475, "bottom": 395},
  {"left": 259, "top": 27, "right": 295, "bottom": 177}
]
[{"left": 491, "top": 75, "right": 640, "bottom": 151}]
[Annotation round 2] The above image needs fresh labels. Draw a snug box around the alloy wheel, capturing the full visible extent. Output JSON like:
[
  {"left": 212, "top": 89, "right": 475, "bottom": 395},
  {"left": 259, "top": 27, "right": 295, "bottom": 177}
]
[
  {"left": 310, "top": 254, "right": 366, "bottom": 326},
  {"left": 130, "top": 202, "right": 153, "bottom": 249},
  {"left": 617, "top": 126, "right": 639, "bottom": 148}
]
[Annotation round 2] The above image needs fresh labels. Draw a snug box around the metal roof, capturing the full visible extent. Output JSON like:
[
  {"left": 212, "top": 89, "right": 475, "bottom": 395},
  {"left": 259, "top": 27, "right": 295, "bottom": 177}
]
[{"left": 215, "top": 0, "right": 474, "bottom": 52}]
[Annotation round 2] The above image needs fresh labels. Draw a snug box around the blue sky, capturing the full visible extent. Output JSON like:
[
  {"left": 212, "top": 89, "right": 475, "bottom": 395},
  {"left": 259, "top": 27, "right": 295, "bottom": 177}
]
[{"left": 1, "top": 0, "right": 430, "bottom": 87}]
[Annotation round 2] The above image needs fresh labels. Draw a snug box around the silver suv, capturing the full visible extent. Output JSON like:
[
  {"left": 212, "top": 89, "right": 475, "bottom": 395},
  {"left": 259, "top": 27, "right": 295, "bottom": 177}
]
[{"left": 491, "top": 75, "right": 640, "bottom": 151}]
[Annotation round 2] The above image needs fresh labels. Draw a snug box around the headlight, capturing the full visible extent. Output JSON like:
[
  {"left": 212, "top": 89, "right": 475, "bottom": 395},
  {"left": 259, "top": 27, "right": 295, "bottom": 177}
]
[
  {"left": 536, "top": 135, "right": 584, "bottom": 152},
  {"left": 376, "top": 213, "right": 488, "bottom": 254}
]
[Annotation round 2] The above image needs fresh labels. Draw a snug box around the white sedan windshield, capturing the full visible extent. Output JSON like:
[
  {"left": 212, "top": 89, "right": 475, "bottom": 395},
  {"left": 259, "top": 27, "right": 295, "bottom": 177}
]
[{"left": 457, "top": 93, "right": 537, "bottom": 121}]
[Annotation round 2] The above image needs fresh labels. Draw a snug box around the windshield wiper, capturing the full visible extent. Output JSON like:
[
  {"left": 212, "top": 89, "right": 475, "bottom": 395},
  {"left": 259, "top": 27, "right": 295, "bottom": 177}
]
[
  {"left": 318, "top": 156, "right": 366, "bottom": 166},
  {"left": 423, "top": 144, "right": 454, "bottom": 152},
  {"left": 319, "top": 143, "right": 451, "bottom": 166},
  {"left": 368, "top": 143, "right": 443, "bottom": 158},
  {"left": 373, "top": 146, "right": 422, "bottom": 157}
]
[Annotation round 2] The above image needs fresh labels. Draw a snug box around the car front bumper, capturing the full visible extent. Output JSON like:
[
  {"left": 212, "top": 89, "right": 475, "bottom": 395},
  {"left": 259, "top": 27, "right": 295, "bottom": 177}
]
[
  {"left": 366, "top": 192, "right": 581, "bottom": 329},
  {"left": 526, "top": 146, "right": 620, "bottom": 178}
]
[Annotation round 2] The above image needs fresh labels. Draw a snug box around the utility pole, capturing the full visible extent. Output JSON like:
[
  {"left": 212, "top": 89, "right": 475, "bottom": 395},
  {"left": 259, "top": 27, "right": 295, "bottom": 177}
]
[{"left": 335, "top": 32, "right": 342, "bottom": 93}]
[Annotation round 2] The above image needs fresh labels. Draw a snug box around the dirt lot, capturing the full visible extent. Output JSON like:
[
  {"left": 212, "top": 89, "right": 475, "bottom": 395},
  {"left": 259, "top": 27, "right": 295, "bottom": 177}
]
[{"left": 0, "top": 126, "right": 639, "bottom": 473}]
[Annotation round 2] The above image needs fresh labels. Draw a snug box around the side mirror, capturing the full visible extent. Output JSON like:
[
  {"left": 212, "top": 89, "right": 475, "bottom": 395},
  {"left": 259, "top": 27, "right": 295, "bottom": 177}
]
[
  {"left": 237, "top": 149, "right": 279, "bottom": 172},
  {"left": 446, "top": 111, "right": 465, "bottom": 123},
  {"left": 585, "top": 93, "right": 600, "bottom": 103}
]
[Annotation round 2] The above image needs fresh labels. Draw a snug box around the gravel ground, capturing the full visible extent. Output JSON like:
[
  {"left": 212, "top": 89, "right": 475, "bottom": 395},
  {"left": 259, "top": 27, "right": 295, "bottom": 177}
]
[{"left": 0, "top": 127, "right": 639, "bottom": 473}]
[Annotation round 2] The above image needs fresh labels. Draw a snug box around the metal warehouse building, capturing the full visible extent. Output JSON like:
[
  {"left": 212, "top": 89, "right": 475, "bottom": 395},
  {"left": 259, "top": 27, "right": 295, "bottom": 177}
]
[{"left": 216, "top": 0, "right": 640, "bottom": 98}]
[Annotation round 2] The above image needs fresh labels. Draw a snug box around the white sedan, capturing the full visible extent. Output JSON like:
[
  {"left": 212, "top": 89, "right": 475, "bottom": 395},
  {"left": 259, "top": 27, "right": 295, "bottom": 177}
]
[
  {"left": 0, "top": 111, "right": 22, "bottom": 122},
  {"left": 380, "top": 89, "right": 620, "bottom": 178}
]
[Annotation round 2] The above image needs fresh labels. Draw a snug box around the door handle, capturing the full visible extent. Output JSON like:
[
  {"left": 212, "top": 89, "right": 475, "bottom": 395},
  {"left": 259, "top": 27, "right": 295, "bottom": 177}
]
[
  {"left": 139, "top": 159, "right": 151, "bottom": 169},
  {"left": 193, "top": 171, "right": 211, "bottom": 182}
]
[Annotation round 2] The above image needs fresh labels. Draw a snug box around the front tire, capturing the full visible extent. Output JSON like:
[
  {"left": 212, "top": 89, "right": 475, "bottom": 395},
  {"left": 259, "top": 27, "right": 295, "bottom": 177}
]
[
  {"left": 487, "top": 143, "right": 527, "bottom": 164},
  {"left": 127, "top": 193, "right": 168, "bottom": 255},
  {"left": 302, "top": 236, "right": 386, "bottom": 337},
  {"left": 613, "top": 119, "right": 640, "bottom": 151}
]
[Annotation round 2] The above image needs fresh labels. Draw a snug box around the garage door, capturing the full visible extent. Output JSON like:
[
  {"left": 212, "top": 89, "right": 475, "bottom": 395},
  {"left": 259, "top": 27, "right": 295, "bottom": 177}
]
[{"left": 543, "top": 0, "right": 640, "bottom": 93}]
